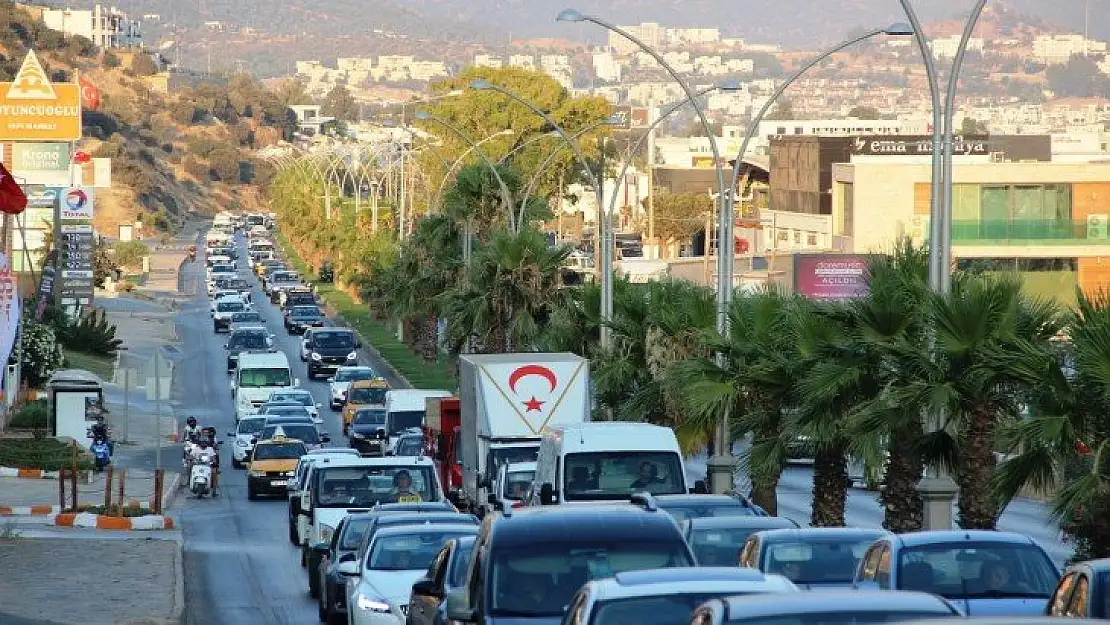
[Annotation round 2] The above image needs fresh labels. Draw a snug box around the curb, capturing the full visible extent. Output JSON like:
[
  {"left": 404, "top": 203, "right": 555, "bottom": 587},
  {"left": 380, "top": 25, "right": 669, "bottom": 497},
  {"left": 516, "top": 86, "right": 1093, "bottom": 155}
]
[
  {"left": 0, "top": 467, "right": 61, "bottom": 479},
  {"left": 51, "top": 512, "right": 175, "bottom": 530},
  {"left": 0, "top": 504, "right": 61, "bottom": 516},
  {"left": 161, "top": 471, "right": 182, "bottom": 513}
]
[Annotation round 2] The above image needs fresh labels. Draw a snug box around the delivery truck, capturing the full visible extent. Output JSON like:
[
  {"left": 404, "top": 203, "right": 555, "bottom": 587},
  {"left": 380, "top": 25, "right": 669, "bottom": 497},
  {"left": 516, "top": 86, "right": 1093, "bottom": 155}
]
[{"left": 458, "top": 353, "right": 590, "bottom": 516}]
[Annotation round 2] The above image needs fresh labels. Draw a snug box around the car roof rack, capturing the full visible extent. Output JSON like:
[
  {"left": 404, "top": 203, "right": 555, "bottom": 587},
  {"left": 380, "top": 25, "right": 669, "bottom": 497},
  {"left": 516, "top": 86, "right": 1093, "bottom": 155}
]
[{"left": 630, "top": 492, "right": 658, "bottom": 512}]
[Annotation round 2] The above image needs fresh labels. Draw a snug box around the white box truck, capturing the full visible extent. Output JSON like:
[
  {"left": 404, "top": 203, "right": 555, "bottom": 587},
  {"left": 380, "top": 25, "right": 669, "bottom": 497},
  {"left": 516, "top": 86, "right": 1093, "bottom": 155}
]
[{"left": 458, "top": 353, "right": 590, "bottom": 515}]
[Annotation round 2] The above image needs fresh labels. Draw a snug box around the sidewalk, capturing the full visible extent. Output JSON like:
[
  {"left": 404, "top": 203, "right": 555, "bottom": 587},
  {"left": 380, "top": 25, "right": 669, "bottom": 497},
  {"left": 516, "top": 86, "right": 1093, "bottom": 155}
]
[{"left": 0, "top": 468, "right": 180, "bottom": 512}]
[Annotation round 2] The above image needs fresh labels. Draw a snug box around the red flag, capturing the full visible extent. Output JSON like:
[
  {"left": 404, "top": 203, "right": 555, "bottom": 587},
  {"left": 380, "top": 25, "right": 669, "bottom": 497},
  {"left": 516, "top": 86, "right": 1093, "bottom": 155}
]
[
  {"left": 73, "top": 150, "right": 92, "bottom": 164},
  {"left": 79, "top": 75, "right": 100, "bottom": 110},
  {"left": 0, "top": 163, "right": 27, "bottom": 216}
]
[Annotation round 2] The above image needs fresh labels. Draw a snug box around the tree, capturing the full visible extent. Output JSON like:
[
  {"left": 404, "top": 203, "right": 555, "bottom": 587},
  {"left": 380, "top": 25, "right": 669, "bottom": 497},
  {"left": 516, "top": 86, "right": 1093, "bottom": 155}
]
[
  {"left": 643, "top": 191, "right": 711, "bottom": 244},
  {"left": 960, "top": 117, "right": 989, "bottom": 135},
  {"left": 208, "top": 148, "right": 242, "bottom": 183},
  {"left": 274, "top": 78, "right": 311, "bottom": 108},
  {"left": 129, "top": 52, "right": 158, "bottom": 77},
  {"left": 1046, "top": 57, "right": 1110, "bottom": 98},
  {"left": 764, "top": 99, "right": 794, "bottom": 121},
  {"left": 321, "top": 85, "right": 359, "bottom": 122},
  {"left": 847, "top": 106, "right": 882, "bottom": 120}
]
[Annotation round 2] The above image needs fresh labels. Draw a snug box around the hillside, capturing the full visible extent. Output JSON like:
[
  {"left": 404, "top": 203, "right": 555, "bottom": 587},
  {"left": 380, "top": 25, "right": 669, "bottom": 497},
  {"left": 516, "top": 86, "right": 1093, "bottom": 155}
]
[{"left": 0, "top": 1, "right": 283, "bottom": 236}]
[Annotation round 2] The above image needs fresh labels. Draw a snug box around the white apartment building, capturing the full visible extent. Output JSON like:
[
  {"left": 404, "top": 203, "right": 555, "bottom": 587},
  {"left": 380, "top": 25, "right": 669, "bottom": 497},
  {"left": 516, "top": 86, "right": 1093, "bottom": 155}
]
[
  {"left": 540, "top": 54, "right": 571, "bottom": 74},
  {"left": 409, "top": 61, "right": 448, "bottom": 81},
  {"left": 1034, "top": 34, "right": 1107, "bottom": 64},
  {"left": 42, "top": 4, "right": 142, "bottom": 48},
  {"left": 609, "top": 23, "right": 664, "bottom": 55},
  {"left": 338, "top": 58, "right": 373, "bottom": 72},
  {"left": 474, "top": 54, "right": 503, "bottom": 68},
  {"left": 509, "top": 55, "right": 536, "bottom": 69},
  {"left": 753, "top": 118, "right": 927, "bottom": 155},
  {"left": 592, "top": 52, "right": 621, "bottom": 83},
  {"left": 669, "top": 28, "right": 720, "bottom": 46},
  {"left": 929, "top": 35, "right": 983, "bottom": 59},
  {"left": 296, "top": 60, "right": 324, "bottom": 75}
]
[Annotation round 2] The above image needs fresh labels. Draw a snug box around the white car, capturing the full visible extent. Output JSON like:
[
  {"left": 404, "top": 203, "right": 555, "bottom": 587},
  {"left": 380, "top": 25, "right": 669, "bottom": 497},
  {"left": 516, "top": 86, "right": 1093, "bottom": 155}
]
[
  {"left": 209, "top": 290, "right": 242, "bottom": 313},
  {"left": 562, "top": 567, "right": 798, "bottom": 624},
  {"left": 213, "top": 296, "right": 251, "bottom": 333},
  {"left": 342, "top": 524, "right": 479, "bottom": 625},
  {"left": 267, "top": 389, "right": 323, "bottom": 424},
  {"left": 205, "top": 254, "right": 232, "bottom": 268},
  {"left": 227, "top": 416, "right": 268, "bottom": 469},
  {"left": 328, "top": 366, "right": 377, "bottom": 410}
]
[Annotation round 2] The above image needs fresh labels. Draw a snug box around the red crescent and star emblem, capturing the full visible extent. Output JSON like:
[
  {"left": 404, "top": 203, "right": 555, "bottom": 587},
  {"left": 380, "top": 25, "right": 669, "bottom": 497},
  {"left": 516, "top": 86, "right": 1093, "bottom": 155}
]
[{"left": 508, "top": 364, "right": 557, "bottom": 412}]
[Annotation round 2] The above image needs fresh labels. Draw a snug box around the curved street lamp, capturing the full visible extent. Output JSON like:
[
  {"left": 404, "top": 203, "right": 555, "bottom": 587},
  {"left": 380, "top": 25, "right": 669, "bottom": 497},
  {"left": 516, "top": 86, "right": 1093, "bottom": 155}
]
[
  {"left": 415, "top": 110, "right": 519, "bottom": 232},
  {"left": 431, "top": 129, "right": 516, "bottom": 217}
]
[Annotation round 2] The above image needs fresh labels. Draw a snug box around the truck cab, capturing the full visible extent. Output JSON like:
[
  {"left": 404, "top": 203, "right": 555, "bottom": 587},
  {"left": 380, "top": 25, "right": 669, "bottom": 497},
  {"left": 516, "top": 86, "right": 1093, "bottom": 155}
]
[
  {"left": 490, "top": 460, "right": 536, "bottom": 510},
  {"left": 233, "top": 351, "right": 297, "bottom": 421},
  {"left": 383, "top": 389, "right": 453, "bottom": 454},
  {"left": 532, "top": 422, "right": 690, "bottom": 506}
]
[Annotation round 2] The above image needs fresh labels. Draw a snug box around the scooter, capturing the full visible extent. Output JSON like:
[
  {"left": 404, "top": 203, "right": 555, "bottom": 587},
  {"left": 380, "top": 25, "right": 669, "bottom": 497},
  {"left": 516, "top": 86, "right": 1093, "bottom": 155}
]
[
  {"left": 189, "top": 446, "right": 216, "bottom": 498},
  {"left": 91, "top": 438, "right": 111, "bottom": 472}
]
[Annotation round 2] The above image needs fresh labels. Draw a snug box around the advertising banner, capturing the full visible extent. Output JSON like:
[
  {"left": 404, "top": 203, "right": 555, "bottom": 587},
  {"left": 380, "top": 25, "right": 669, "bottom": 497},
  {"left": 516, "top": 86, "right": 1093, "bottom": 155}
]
[
  {"left": 13, "top": 142, "right": 69, "bottom": 172},
  {"left": 33, "top": 249, "right": 57, "bottom": 321},
  {"left": 793, "top": 253, "right": 873, "bottom": 300},
  {"left": 0, "top": 253, "right": 20, "bottom": 370},
  {"left": 0, "top": 50, "right": 82, "bottom": 141}
]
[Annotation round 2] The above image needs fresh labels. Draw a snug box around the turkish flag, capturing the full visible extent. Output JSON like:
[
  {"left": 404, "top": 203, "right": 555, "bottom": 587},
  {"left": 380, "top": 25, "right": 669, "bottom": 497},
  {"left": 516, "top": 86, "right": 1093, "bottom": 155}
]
[
  {"left": 73, "top": 151, "right": 92, "bottom": 164},
  {"left": 0, "top": 164, "right": 27, "bottom": 216},
  {"left": 79, "top": 75, "right": 100, "bottom": 110}
]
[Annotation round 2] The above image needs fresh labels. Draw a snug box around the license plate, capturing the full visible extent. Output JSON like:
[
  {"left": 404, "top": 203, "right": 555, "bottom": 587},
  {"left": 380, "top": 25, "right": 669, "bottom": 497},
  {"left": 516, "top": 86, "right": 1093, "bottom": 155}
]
[{"left": 271, "top": 480, "right": 287, "bottom": 486}]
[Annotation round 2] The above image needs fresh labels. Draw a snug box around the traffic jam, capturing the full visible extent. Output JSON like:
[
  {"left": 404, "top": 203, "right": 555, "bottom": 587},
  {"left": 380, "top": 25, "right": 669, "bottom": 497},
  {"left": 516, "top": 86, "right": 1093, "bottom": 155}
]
[{"left": 194, "top": 212, "right": 1089, "bottom": 625}]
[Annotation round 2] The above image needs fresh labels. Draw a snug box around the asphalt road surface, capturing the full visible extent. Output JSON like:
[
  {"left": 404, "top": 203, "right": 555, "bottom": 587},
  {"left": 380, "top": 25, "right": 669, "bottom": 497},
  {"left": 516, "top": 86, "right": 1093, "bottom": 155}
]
[
  {"left": 168, "top": 231, "right": 1073, "bottom": 625},
  {"left": 171, "top": 233, "right": 407, "bottom": 625}
]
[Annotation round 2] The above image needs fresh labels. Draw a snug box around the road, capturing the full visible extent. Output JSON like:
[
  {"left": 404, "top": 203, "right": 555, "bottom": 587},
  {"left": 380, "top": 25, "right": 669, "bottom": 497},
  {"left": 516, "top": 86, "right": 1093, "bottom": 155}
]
[
  {"left": 164, "top": 229, "right": 1073, "bottom": 625},
  {"left": 164, "top": 232, "right": 408, "bottom": 625}
]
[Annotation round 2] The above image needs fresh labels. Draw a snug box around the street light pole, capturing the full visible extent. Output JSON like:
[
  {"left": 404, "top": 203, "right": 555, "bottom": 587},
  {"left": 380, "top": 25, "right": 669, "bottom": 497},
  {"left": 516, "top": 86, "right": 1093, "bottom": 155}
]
[{"left": 431, "top": 129, "right": 516, "bottom": 217}]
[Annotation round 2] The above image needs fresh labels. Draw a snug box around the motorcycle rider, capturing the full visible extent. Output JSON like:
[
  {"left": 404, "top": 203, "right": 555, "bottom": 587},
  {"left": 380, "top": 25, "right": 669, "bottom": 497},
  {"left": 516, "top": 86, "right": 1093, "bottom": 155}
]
[
  {"left": 181, "top": 417, "right": 201, "bottom": 443},
  {"left": 192, "top": 437, "right": 220, "bottom": 497}
]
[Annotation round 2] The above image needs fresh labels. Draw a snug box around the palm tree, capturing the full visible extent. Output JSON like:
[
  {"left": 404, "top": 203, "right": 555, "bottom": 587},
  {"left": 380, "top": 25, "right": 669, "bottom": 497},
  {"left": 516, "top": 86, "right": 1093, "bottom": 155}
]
[
  {"left": 669, "top": 290, "right": 802, "bottom": 514},
  {"left": 440, "top": 227, "right": 572, "bottom": 355}
]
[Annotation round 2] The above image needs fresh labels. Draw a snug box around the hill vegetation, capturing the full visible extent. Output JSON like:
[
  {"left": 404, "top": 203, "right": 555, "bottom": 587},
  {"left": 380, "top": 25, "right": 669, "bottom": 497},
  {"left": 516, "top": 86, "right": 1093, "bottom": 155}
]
[{"left": 0, "top": 0, "right": 294, "bottom": 235}]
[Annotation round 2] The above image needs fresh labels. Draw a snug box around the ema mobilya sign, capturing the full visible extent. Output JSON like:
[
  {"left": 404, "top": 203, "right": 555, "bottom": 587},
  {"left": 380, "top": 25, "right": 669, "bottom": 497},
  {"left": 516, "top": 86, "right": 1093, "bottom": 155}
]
[
  {"left": 0, "top": 50, "right": 81, "bottom": 141},
  {"left": 851, "top": 135, "right": 990, "bottom": 156}
]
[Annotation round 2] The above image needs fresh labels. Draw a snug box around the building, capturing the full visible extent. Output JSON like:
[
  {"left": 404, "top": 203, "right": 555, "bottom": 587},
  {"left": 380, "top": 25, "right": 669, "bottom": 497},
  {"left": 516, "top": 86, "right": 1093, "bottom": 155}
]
[
  {"left": 592, "top": 51, "right": 621, "bottom": 83},
  {"left": 930, "top": 35, "right": 984, "bottom": 59},
  {"left": 754, "top": 118, "right": 927, "bottom": 155},
  {"left": 41, "top": 4, "right": 142, "bottom": 48},
  {"left": 609, "top": 23, "right": 664, "bottom": 55},
  {"left": 509, "top": 55, "right": 535, "bottom": 69},
  {"left": 474, "top": 54, "right": 503, "bottom": 68},
  {"left": 289, "top": 105, "right": 336, "bottom": 137},
  {"left": 1033, "top": 34, "right": 1107, "bottom": 64}
]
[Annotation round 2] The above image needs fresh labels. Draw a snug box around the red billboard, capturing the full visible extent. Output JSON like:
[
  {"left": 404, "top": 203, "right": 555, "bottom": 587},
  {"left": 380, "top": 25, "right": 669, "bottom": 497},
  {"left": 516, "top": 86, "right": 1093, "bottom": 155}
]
[{"left": 793, "top": 254, "right": 873, "bottom": 300}]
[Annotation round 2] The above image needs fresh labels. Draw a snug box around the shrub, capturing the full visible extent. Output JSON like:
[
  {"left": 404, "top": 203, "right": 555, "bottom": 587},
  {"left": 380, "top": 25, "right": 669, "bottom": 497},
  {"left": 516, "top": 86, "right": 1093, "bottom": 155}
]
[
  {"left": 20, "top": 321, "right": 64, "bottom": 388},
  {"left": 112, "top": 240, "right": 149, "bottom": 270},
  {"left": 129, "top": 53, "right": 157, "bottom": 77},
  {"left": 8, "top": 400, "right": 47, "bottom": 429},
  {"left": 117, "top": 280, "right": 135, "bottom": 292},
  {"left": 104, "top": 52, "right": 121, "bottom": 68},
  {"left": 183, "top": 156, "right": 209, "bottom": 180},
  {"left": 208, "top": 147, "right": 242, "bottom": 183},
  {"left": 53, "top": 308, "right": 122, "bottom": 357}
]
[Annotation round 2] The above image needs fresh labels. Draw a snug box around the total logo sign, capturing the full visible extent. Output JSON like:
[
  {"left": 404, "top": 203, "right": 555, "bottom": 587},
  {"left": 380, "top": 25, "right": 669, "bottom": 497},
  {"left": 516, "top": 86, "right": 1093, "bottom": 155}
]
[
  {"left": 59, "top": 187, "right": 94, "bottom": 220},
  {"left": 482, "top": 359, "right": 589, "bottom": 435}
]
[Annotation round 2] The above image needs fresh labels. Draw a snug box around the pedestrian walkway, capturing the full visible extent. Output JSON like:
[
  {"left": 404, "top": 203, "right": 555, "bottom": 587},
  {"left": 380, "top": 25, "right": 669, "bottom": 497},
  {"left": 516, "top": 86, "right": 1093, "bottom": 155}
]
[{"left": 0, "top": 468, "right": 179, "bottom": 512}]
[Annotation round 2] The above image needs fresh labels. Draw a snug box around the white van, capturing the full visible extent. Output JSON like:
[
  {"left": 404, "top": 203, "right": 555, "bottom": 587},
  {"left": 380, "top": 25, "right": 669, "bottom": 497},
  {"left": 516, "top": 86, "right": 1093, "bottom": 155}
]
[
  {"left": 532, "top": 422, "right": 690, "bottom": 506},
  {"left": 383, "top": 389, "right": 453, "bottom": 453},
  {"left": 233, "top": 351, "right": 297, "bottom": 421}
]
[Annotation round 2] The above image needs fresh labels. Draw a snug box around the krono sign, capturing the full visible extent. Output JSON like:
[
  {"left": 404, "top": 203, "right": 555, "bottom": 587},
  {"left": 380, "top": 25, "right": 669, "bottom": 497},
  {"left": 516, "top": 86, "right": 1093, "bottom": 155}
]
[
  {"left": 0, "top": 50, "right": 82, "bottom": 141},
  {"left": 851, "top": 135, "right": 989, "bottom": 156}
]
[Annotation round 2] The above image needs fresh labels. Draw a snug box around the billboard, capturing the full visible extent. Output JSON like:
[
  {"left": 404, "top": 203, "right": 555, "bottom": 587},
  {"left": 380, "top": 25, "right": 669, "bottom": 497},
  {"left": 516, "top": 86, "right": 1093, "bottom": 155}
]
[
  {"left": 793, "top": 253, "right": 873, "bottom": 300},
  {"left": 0, "top": 50, "right": 82, "bottom": 141},
  {"left": 13, "top": 142, "right": 69, "bottom": 171}
]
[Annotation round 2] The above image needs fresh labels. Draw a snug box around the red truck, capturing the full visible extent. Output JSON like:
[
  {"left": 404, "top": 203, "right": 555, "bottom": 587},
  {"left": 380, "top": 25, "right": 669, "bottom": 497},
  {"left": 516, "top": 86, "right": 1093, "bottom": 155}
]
[{"left": 424, "top": 397, "right": 463, "bottom": 506}]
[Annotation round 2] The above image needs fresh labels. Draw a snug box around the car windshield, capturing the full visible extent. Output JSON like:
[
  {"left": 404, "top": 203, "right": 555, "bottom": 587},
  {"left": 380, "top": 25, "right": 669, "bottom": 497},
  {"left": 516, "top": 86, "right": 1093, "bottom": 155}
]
[
  {"left": 232, "top": 312, "right": 262, "bottom": 323},
  {"left": 239, "top": 367, "right": 291, "bottom": 388},
  {"left": 262, "top": 424, "right": 319, "bottom": 443},
  {"left": 387, "top": 410, "right": 425, "bottom": 435},
  {"left": 448, "top": 542, "right": 476, "bottom": 587},
  {"left": 339, "top": 518, "right": 373, "bottom": 551},
  {"left": 271, "top": 392, "right": 313, "bottom": 407},
  {"left": 765, "top": 539, "right": 877, "bottom": 585},
  {"left": 395, "top": 437, "right": 424, "bottom": 457},
  {"left": 227, "top": 280, "right": 248, "bottom": 289},
  {"left": 216, "top": 301, "right": 245, "bottom": 312},
  {"left": 896, "top": 542, "right": 1058, "bottom": 599},
  {"left": 661, "top": 501, "right": 759, "bottom": 522},
  {"left": 368, "top": 530, "right": 476, "bottom": 571},
  {"left": 489, "top": 446, "right": 539, "bottom": 466},
  {"left": 354, "top": 409, "right": 386, "bottom": 426},
  {"left": 334, "top": 367, "right": 373, "bottom": 381},
  {"left": 265, "top": 406, "right": 310, "bottom": 417},
  {"left": 230, "top": 332, "right": 268, "bottom": 349},
  {"left": 723, "top": 612, "right": 955, "bottom": 625},
  {"left": 253, "top": 442, "right": 306, "bottom": 460},
  {"left": 291, "top": 307, "right": 321, "bottom": 318},
  {"left": 349, "top": 386, "right": 388, "bottom": 404},
  {"left": 237, "top": 418, "right": 266, "bottom": 435},
  {"left": 503, "top": 470, "right": 534, "bottom": 500},
  {"left": 489, "top": 541, "right": 694, "bottom": 617},
  {"left": 274, "top": 273, "right": 297, "bottom": 282},
  {"left": 563, "top": 452, "right": 685, "bottom": 501},
  {"left": 212, "top": 264, "right": 235, "bottom": 273},
  {"left": 593, "top": 593, "right": 746, "bottom": 625},
  {"left": 313, "top": 465, "right": 439, "bottom": 508}
]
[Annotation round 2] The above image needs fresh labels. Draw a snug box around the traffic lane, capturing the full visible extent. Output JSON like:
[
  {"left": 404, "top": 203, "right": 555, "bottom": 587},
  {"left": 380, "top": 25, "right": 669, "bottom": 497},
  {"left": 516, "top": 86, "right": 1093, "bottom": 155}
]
[
  {"left": 179, "top": 258, "right": 320, "bottom": 625},
  {"left": 775, "top": 465, "right": 1072, "bottom": 566}
]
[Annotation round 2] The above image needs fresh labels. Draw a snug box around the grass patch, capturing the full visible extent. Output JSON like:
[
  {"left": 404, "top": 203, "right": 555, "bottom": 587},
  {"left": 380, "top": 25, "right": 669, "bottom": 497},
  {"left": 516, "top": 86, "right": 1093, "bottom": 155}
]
[
  {"left": 63, "top": 350, "right": 115, "bottom": 381},
  {"left": 273, "top": 232, "right": 457, "bottom": 390},
  {"left": 0, "top": 438, "right": 94, "bottom": 471}
]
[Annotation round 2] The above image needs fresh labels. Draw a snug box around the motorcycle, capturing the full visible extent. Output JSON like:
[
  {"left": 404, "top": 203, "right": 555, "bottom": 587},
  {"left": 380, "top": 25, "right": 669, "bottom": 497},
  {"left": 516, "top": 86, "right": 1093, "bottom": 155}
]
[
  {"left": 188, "top": 445, "right": 217, "bottom": 498},
  {"left": 91, "top": 438, "right": 111, "bottom": 472}
]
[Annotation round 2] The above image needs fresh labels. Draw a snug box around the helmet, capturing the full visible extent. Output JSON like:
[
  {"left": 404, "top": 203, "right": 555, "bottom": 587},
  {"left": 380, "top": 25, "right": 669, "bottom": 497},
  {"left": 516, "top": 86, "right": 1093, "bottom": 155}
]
[{"left": 187, "top": 417, "right": 197, "bottom": 427}]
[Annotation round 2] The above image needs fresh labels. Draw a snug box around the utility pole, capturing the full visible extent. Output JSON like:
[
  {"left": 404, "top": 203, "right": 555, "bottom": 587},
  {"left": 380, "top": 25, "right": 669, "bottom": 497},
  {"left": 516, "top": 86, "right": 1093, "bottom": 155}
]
[
  {"left": 646, "top": 102, "right": 657, "bottom": 258},
  {"left": 153, "top": 351, "right": 163, "bottom": 472}
]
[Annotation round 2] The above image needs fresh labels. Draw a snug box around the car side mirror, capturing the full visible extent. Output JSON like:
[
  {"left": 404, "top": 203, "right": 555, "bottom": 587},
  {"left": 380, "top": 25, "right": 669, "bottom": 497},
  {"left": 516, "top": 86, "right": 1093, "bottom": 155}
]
[
  {"left": 446, "top": 589, "right": 475, "bottom": 622},
  {"left": 223, "top": 343, "right": 230, "bottom": 350},
  {"left": 311, "top": 542, "right": 330, "bottom": 555},
  {"left": 540, "top": 482, "right": 556, "bottom": 506},
  {"left": 338, "top": 552, "right": 356, "bottom": 564},
  {"left": 337, "top": 561, "right": 360, "bottom": 576},
  {"left": 855, "top": 581, "right": 881, "bottom": 591},
  {"left": 412, "top": 577, "right": 439, "bottom": 597}
]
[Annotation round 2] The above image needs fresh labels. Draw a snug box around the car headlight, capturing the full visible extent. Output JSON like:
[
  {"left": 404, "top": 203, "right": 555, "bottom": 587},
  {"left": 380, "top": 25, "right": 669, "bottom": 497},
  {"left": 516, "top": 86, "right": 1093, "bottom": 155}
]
[
  {"left": 346, "top": 351, "right": 358, "bottom": 360},
  {"left": 284, "top": 470, "right": 295, "bottom": 477},
  {"left": 249, "top": 469, "right": 265, "bottom": 477},
  {"left": 319, "top": 524, "right": 335, "bottom": 542},
  {"left": 236, "top": 439, "right": 248, "bottom": 447},
  {"left": 350, "top": 431, "right": 364, "bottom": 439},
  {"left": 356, "top": 593, "right": 391, "bottom": 613},
  {"left": 310, "top": 352, "right": 322, "bottom": 361}
]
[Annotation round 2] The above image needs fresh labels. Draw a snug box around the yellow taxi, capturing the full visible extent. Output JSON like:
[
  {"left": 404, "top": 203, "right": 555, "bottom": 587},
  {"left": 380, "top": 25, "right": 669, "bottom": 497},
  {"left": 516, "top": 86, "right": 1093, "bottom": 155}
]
[
  {"left": 342, "top": 377, "right": 390, "bottom": 434},
  {"left": 246, "top": 433, "right": 308, "bottom": 500}
]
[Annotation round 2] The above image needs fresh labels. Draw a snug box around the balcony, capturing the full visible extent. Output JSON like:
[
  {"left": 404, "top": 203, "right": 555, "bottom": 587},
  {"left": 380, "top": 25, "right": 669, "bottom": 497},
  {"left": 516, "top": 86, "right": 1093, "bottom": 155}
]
[{"left": 951, "top": 219, "right": 1110, "bottom": 246}]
